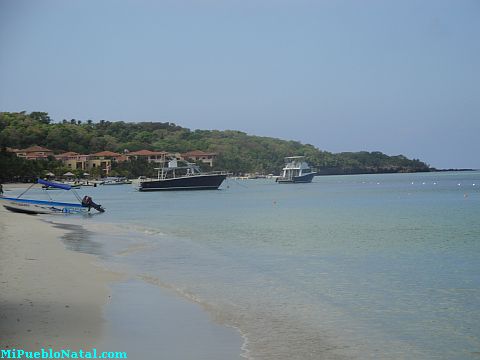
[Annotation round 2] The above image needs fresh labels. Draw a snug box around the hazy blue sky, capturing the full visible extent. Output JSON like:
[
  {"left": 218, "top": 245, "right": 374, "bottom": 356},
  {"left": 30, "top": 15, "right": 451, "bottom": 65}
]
[{"left": 1, "top": 0, "right": 479, "bottom": 168}]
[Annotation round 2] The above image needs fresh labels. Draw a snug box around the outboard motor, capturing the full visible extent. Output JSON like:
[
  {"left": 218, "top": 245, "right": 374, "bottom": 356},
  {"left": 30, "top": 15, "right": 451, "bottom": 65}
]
[{"left": 82, "top": 195, "right": 105, "bottom": 213}]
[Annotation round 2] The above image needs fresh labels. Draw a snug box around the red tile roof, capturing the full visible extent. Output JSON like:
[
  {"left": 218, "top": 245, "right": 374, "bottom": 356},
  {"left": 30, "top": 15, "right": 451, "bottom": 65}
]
[
  {"left": 128, "top": 150, "right": 169, "bottom": 156},
  {"left": 115, "top": 155, "right": 128, "bottom": 162},
  {"left": 25, "top": 154, "right": 49, "bottom": 159},
  {"left": 91, "top": 151, "right": 122, "bottom": 157},
  {"left": 56, "top": 152, "right": 80, "bottom": 157},
  {"left": 19, "top": 145, "right": 53, "bottom": 153}
]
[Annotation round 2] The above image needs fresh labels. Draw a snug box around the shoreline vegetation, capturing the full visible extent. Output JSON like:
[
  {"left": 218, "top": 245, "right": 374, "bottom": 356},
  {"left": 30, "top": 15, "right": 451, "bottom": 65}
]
[{"left": 0, "top": 111, "right": 433, "bottom": 181}]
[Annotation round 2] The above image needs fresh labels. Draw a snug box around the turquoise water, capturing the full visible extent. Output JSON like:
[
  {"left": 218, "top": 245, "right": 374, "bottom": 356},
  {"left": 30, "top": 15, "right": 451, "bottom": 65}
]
[{"left": 24, "top": 172, "right": 480, "bottom": 359}]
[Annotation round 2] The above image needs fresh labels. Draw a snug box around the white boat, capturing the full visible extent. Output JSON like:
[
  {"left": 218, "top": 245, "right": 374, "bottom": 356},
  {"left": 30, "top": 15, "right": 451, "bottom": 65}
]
[
  {"left": 102, "top": 177, "right": 132, "bottom": 185},
  {"left": 82, "top": 180, "right": 105, "bottom": 186},
  {"left": 276, "top": 156, "right": 316, "bottom": 183},
  {"left": 1, "top": 179, "right": 105, "bottom": 214}
]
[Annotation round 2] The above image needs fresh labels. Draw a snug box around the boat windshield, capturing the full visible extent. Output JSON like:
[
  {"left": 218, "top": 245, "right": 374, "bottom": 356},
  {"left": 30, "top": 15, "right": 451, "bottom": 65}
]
[{"left": 155, "top": 161, "right": 201, "bottom": 179}]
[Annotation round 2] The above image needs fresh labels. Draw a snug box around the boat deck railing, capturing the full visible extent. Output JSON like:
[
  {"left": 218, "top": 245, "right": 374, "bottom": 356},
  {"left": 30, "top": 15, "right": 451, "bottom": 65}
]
[{"left": 134, "top": 170, "right": 228, "bottom": 183}]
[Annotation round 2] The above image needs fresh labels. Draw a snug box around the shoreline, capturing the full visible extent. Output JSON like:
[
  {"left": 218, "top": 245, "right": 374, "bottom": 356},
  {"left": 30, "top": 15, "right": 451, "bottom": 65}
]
[
  {"left": 77, "top": 222, "right": 246, "bottom": 359},
  {"left": 0, "top": 204, "right": 245, "bottom": 359},
  {"left": 0, "top": 208, "right": 118, "bottom": 350},
  {"left": 98, "top": 278, "right": 244, "bottom": 360}
]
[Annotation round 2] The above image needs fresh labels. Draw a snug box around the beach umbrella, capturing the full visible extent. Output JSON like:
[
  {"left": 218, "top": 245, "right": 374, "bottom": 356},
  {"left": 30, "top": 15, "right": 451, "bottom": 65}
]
[
  {"left": 83, "top": 172, "right": 90, "bottom": 176},
  {"left": 63, "top": 171, "right": 75, "bottom": 177},
  {"left": 45, "top": 171, "right": 55, "bottom": 177}
]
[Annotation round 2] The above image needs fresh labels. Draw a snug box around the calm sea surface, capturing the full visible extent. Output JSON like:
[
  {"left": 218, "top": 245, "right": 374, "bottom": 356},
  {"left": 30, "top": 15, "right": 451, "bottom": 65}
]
[{"left": 20, "top": 171, "right": 480, "bottom": 359}]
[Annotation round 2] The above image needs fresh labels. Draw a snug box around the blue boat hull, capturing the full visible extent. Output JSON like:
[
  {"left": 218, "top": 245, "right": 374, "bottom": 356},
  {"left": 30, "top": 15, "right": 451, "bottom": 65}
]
[
  {"left": 276, "top": 173, "right": 316, "bottom": 184},
  {"left": 0, "top": 196, "right": 87, "bottom": 214}
]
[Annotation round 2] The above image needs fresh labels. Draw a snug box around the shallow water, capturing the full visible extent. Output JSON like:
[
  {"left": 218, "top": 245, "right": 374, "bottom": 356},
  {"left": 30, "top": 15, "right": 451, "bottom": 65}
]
[{"left": 21, "top": 171, "right": 480, "bottom": 359}]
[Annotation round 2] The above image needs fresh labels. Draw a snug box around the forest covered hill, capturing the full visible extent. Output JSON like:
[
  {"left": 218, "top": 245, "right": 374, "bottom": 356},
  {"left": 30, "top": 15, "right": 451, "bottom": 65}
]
[{"left": 0, "top": 111, "right": 431, "bottom": 179}]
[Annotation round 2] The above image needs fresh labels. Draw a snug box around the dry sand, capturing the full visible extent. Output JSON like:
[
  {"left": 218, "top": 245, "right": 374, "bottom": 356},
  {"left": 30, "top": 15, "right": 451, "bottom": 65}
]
[
  {"left": 0, "top": 207, "right": 118, "bottom": 351},
  {"left": 0, "top": 183, "right": 243, "bottom": 359}
]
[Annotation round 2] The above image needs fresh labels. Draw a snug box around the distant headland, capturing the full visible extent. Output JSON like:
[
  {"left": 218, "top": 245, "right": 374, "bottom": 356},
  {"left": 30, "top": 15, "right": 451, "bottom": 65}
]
[
  {"left": 1, "top": 111, "right": 434, "bottom": 181},
  {"left": 434, "top": 168, "right": 476, "bottom": 172}
]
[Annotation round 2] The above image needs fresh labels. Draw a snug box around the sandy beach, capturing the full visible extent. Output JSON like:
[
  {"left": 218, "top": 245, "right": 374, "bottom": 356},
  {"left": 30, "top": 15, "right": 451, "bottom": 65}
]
[
  {"left": 0, "top": 184, "right": 243, "bottom": 359},
  {"left": 0, "top": 207, "right": 117, "bottom": 351}
]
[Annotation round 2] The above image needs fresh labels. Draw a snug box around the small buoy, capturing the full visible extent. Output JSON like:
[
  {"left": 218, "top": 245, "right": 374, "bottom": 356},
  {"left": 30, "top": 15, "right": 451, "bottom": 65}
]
[
  {"left": 433, "top": 182, "right": 437, "bottom": 185},
  {"left": 411, "top": 182, "right": 414, "bottom": 185},
  {"left": 422, "top": 182, "right": 426, "bottom": 185},
  {"left": 458, "top": 183, "right": 461, "bottom": 186}
]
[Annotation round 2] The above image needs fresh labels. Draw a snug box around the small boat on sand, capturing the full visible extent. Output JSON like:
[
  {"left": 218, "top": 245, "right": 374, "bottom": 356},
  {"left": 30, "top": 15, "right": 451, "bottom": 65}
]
[
  {"left": 0, "top": 179, "right": 105, "bottom": 214},
  {"left": 276, "top": 156, "right": 316, "bottom": 184}
]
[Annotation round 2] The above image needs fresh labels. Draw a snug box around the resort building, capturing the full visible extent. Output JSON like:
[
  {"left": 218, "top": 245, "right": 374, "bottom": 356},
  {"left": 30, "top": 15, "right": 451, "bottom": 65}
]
[
  {"left": 125, "top": 150, "right": 171, "bottom": 164},
  {"left": 87, "top": 151, "right": 127, "bottom": 175},
  {"left": 12, "top": 146, "right": 54, "bottom": 160},
  {"left": 55, "top": 151, "right": 127, "bottom": 175},
  {"left": 89, "top": 151, "right": 127, "bottom": 163},
  {"left": 6, "top": 146, "right": 218, "bottom": 174},
  {"left": 181, "top": 150, "right": 217, "bottom": 167},
  {"left": 55, "top": 152, "right": 89, "bottom": 170},
  {"left": 124, "top": 149, "right": 217, "bottom": 167}
]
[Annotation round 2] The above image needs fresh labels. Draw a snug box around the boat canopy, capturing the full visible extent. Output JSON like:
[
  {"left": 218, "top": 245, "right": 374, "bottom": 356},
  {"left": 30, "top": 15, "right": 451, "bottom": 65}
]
[
  {"left": 284, "top": 156, "right": 306, "bottom": 161},
  {"left": 37, "top": 178, "right": 72, "bottom": 190}
]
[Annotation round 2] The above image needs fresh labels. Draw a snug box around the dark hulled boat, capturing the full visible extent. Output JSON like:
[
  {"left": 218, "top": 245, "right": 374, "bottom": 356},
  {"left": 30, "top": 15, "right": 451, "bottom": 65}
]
[{"left": 137, "top": 160, "right": 227, "bottom": 191}]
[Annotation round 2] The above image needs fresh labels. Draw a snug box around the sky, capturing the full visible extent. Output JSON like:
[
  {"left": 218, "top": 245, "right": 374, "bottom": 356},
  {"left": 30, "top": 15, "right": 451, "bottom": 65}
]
[{"left": 0, "top": 0, "right": 479, "bottom": 168}]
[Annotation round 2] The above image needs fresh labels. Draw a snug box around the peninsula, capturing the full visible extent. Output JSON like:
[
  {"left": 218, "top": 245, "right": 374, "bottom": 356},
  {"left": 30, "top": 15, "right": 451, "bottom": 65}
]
[{"left": 0, "top": 111, "right": 431, "bottom": 181}]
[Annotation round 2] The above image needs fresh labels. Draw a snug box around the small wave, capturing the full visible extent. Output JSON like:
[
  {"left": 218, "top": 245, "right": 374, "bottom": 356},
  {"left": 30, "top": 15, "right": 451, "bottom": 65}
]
[
  {"left": 75, "top": 220, "right": 167, "bottom": 239},
  {"left": 116, "top": 243, "right": 153, "bottom": 256},
  {"left": 138, "top": 274, "right": 205, "bottom": 305},
  {"left": 137, "top": 273, "right": 254, "bottom": 359},
  {"left": 235, "top": 326, "right": 253, "bottom": 360}
]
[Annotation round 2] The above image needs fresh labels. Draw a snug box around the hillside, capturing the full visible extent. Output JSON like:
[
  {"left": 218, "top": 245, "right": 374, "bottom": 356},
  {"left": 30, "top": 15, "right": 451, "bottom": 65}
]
[{"left": 0, "top": 111, "right": 431, "bottom": 179}]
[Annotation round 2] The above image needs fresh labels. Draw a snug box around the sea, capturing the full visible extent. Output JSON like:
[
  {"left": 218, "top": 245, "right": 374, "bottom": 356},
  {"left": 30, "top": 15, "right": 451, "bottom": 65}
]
[{"left": 12, "top": 171, "right": 480, "bottom": 359}]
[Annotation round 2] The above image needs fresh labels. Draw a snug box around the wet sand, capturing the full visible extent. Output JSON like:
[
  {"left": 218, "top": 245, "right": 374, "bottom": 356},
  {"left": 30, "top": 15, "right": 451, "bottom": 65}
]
[
  {"left": 99, "top": 279, "right": 244, "bottom": 360},
  {"left": 0, "top": 208, "right": 117, "bottom": 350},
  {"left": 0, "top": 200, "right": 243, "bottom": 359}
]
